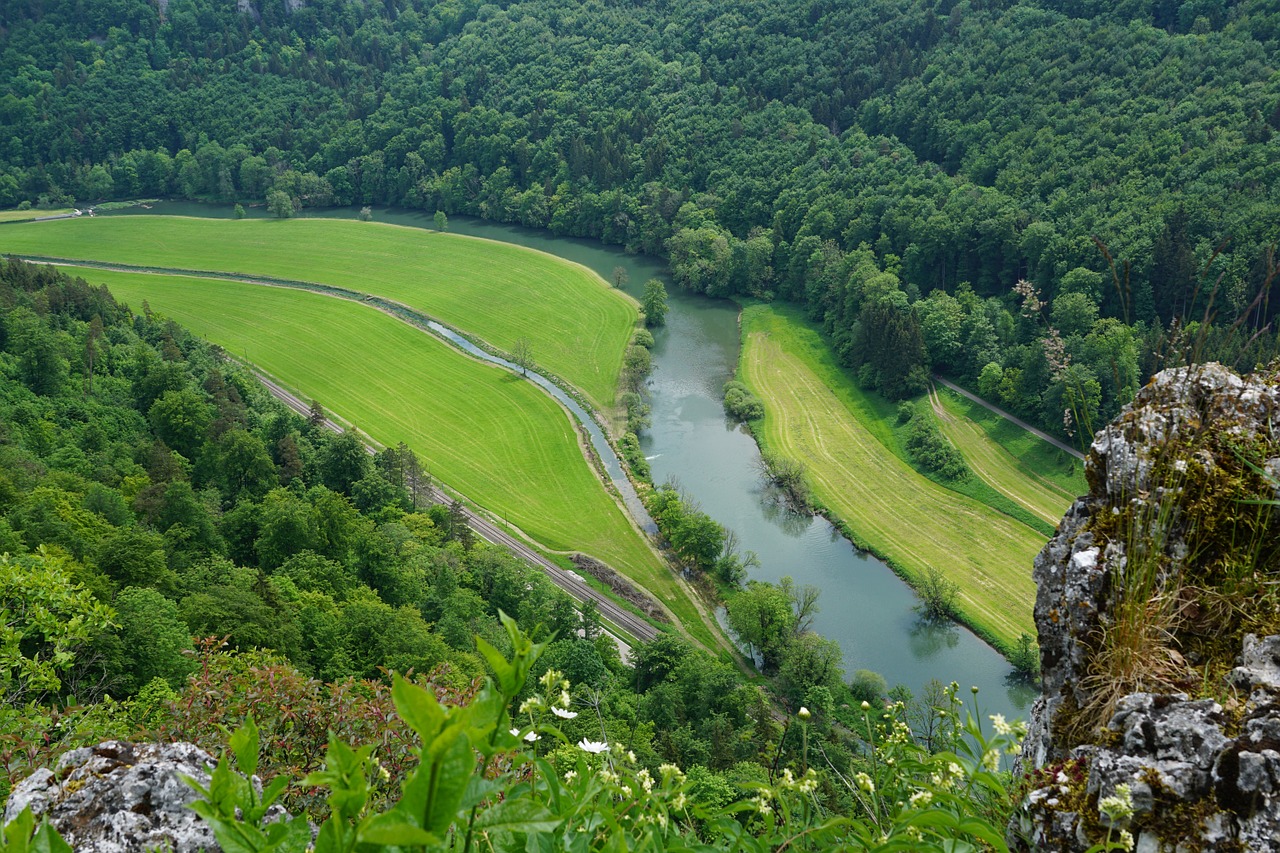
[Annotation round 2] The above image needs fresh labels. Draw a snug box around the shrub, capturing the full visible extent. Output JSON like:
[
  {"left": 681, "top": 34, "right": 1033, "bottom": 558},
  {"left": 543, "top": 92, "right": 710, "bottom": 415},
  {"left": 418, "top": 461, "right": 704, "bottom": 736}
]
[{"left": 723, "top": 380, "right": 765, "bottom": 421}]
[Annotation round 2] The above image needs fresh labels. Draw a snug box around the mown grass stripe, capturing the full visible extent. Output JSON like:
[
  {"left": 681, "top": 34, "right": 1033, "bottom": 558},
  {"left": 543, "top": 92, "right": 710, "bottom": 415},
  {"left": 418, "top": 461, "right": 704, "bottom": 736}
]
[{"left": 739, "top": 303, "right": 1041, "bottom": 651}]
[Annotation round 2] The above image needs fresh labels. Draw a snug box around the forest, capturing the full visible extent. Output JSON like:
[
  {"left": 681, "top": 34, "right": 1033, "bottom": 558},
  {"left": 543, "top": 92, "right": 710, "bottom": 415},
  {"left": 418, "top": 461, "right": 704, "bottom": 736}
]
[
  {"left": 0, "top": 257, "right": 781, "bottom": 790},
  {"left": 1, "top": 0, "right": 1277, "bottom": 440}
]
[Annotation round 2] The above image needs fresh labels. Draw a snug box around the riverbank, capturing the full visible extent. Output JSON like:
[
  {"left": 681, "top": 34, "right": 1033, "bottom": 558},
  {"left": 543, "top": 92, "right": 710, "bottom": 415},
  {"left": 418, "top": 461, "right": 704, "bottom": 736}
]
[{"left": 737, "top": 302, "right": 1042, "bottom": 654}]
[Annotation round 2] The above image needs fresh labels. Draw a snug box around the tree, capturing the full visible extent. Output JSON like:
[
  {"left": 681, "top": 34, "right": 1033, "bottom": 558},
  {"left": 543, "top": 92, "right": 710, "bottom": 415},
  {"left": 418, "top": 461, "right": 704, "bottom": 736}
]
[
  {"left": 108, "top": 587, "right": 194, "bottom": 693},
  {"left": 319, "top": 430, "right": 371, "bottom": 495},
  {"left": 267, "top": 189, "right": 294, "bottom": 218},
  {"left": 612, "top": 266, "right": 629, "bottom": 288},
  {"left": 917, "top": 564, "right": 959, "bottom": 621},
  {"left": 359, "top": 206, "right": 373, "bottom": 221},
  {"left": 641, "top": 279, "right": 669, "bottom": 327},
  {"left": 510, "top": 337, "right": 534, "bottom": 376},
  {"left": 1, "top": 549, "right": 115, "bottom": 707},
  {"left": 307, "top": 399, "right": 327, "bottom": 429},
  {"left": 234, "top": 203, "right": 246, "bottom": 219},
  {"left": 148, "top": 388, "right": 213, "bottom": 460},
  {"left": 726, "top": 580, "right": 796, "bottom": 673},
  {"left": 434, "top": 210, "right": 448, "bottom": 231},
  {"left": 778, "top": 632, "right": 844, "bottom": 702}
]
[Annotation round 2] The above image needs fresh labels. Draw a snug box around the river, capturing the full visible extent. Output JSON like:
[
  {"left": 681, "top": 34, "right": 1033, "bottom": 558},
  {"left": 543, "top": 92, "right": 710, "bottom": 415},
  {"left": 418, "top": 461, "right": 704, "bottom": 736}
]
[{"left": 100, "top": 200, "right": 1039, "bottom": 719}]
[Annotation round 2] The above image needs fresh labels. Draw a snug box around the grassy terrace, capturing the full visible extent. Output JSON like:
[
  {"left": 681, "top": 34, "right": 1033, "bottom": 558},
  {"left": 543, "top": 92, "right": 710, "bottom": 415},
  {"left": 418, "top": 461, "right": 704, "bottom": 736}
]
[
  {"left": 935, "top": 387, "right": 1087, "bottom": 511},
  {"left": 931, "top": 387, "right": 1083, "bottom": 527},
  {"left": 80, "top": 267, "right": 716, "bottom": 648},
  {"left": 0, "top": 216, "right": 636, "bottom": 412},
  {"left": 739, "top": 303, "right": 1043, "bottom": 651}
]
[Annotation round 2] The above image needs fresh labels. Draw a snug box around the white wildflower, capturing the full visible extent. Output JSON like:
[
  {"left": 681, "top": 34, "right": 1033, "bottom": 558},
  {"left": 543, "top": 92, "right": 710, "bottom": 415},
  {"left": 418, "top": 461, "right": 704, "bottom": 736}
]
[
  {"left": 855, "top": 772, "right": 875, "bottom": 794},
  {"left": 638, "top": 769, "right": 654, "bottom": 793},
  {"left": 909, "top": 790, "right": 933, "bottom": 808},
  {"left": 751, "top": 793, "right": 773, "bottom": 815},
  {"left": 990, "top": 713, "right": 1012, "bottom": 736},
  {"left": 551, "top": 706, "right": 578, "bottom": 719},
  {"left": 578, "top": 738, "right": 609, "bottom": 754},
  {"left": 518, "top": 696, "right": 543, "bottom": 714},
  {"left": 1099, "top": 784, "right": 1135, "bottom": 825},
  {"left": 564, "top": 769, "right": 578, "bottom": 783},
  {"left": 798, "top": 706, "right": 811, "bottom": 720}
]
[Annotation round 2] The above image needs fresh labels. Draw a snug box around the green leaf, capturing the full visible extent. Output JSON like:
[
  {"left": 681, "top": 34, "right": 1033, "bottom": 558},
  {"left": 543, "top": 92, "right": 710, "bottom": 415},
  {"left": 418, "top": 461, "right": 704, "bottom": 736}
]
[
  {"left": 260, "top": 775, "right": 290, "bottom": 810},
  {"left": 392, "top": 673, "right": 445, "bottom": 744},
  {"left": 423, "top": 729, "right": 475, "bottom": 836},
  {"left": 472, "top": 798, "right": 559, "bottom": 834},
  {"left": 229, "top": 716, "right": 260, "bottom": 779},
  {"left": 3, "top": 806, "right": 35, "bottom": 851},
  {"left": 475, "top": 636, "right": 516, "bottom": 697},
  {"left": 956, "top": 817, "right": 1009, "bottom": 850},
  {"left": 359, "top": 813, "right": 441, "bottom": 847},
  {"left": 30, "top": 822, "right": 73, "bottom": 853},
  {"left": 261, "top": 815, "right": 312, "bottom": 853}
]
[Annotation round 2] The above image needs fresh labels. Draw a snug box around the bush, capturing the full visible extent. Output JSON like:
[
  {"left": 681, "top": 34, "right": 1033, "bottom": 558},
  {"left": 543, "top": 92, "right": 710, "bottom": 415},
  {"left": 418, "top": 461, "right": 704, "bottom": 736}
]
[
  {"left": 758, "top": 450, "right": 810, "bottom": 509},
  {"left": 723, "top": 380, "right": 765, "bottom": 421},
  {"left": 903, "top": 411, "right": 969, "bottom": 481},
  {"left": 619, "top": 431, "right": 650, "bottom": 481},
  {"left": 917, "top": 564, "right": 959, "bottom": 621},
  {"left": 849, "top": 669, "right": 888, "bottom": 704}
]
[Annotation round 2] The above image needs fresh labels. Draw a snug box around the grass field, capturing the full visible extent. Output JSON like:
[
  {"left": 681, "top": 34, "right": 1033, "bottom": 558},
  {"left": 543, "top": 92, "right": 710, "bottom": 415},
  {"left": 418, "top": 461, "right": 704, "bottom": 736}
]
[
  {"left": 739, "top": 302, "right": 1042, "bottom": 650},
  {"left": 930, "top": 386, "right": 1083, "bottom": 527},
  {"left": 0, "top": 216, "right": 636, "bottom": 411},
  {"left": 0, "top": 208, "right": 73, "bottom": 222},
  {"left": 82, "top": 267, "right": 715, "bottom": 647},
  {"left": 935, "top": 386, "right": 1088, "bottom": 501}
]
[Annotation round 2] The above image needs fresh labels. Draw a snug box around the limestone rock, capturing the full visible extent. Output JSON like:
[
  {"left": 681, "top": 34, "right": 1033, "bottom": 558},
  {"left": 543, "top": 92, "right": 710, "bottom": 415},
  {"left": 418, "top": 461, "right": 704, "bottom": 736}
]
[
  {"left": 3, "top": 741, "right": 219, "bottom": 853},
  {"left": 1012, "top": 364, "right": 1280, "bottom": 850}
]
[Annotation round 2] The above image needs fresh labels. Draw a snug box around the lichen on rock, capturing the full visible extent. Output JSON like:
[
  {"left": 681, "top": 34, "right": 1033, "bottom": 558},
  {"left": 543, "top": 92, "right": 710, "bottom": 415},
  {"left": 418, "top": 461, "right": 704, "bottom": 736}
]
[
  {"left": 1013, "top": 363, "right": 1280, "bottom": 851},
  {"left": 3, "top": 741, "right": 220, "bottom": 853}
]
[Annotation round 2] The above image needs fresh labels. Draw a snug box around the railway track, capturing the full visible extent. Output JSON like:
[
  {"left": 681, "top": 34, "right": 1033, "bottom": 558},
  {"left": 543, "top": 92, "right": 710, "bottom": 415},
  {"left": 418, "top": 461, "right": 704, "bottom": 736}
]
[{"left": 252, "top": 371, "right": 661, "bottom": 649}]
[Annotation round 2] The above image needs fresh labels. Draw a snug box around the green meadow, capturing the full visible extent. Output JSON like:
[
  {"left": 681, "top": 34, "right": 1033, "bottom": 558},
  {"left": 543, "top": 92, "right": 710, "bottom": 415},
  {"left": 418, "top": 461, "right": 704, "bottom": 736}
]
[
  {"left": 935, "top": 386, "right": 1088, "bottom": 507},
  {"left": 0, "top": 216, "right": 636, "bottom": 411},
  {"left": 83, "top": 267, "right": 715, "bottom": 646},
  {"left": 739, "top": 302, "right": 1042, "bottom": 651}
]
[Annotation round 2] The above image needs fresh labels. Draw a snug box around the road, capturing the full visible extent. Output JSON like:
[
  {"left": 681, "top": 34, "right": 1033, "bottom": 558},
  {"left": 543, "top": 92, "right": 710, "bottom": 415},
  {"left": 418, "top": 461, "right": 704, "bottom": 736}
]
[
  {"left": 932, "top": 375, "right": 1086, "bottom": 461},
  {"left": 252, "top": 371, "right": 658, "bottom": 656}
]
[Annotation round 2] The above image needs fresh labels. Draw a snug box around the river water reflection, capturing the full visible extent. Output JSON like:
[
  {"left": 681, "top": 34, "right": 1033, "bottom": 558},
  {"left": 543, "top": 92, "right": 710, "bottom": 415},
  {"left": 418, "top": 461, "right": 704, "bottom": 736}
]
[{"left": 103, "top": 201, "right": 1038, "bottom": 718}]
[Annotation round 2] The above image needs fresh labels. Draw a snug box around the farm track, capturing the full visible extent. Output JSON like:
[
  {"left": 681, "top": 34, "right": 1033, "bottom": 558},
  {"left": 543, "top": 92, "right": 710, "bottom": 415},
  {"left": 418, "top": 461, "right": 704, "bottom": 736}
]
[
  {"left": 933, "top": 375, "right": 1086, "bottom": 461},
  {"left": 255, "top": 372, "right": 658, "bottom": 652}
]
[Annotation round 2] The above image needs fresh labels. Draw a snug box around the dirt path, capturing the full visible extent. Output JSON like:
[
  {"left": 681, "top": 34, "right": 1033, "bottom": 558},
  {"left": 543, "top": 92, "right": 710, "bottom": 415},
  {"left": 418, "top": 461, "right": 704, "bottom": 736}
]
[{"left": 932, "top": 375, "right": 1086, "bottom": 461}]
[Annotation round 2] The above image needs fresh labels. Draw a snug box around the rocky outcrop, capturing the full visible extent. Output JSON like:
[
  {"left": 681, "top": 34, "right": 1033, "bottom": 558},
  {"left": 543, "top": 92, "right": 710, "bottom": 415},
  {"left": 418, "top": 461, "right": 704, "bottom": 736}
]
[
  {"left": 1013, "top": 363, "right": 1280, "bottom": 851},
  {"left": 570, "top": 552, "right": 670, "bottom": 622},
  {"left": 4, "top": 741, "right": 220, "bottom": 853}
]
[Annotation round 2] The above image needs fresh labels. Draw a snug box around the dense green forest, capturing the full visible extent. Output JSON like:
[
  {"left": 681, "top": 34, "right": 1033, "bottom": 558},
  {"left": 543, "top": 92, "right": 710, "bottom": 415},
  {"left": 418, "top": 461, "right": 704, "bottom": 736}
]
[
  {"left": 2, "top": 0, "right": 1278, "bottom": 439},
  {"left": 0, "top": 257, "right": 895, "bottom": 811}
]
